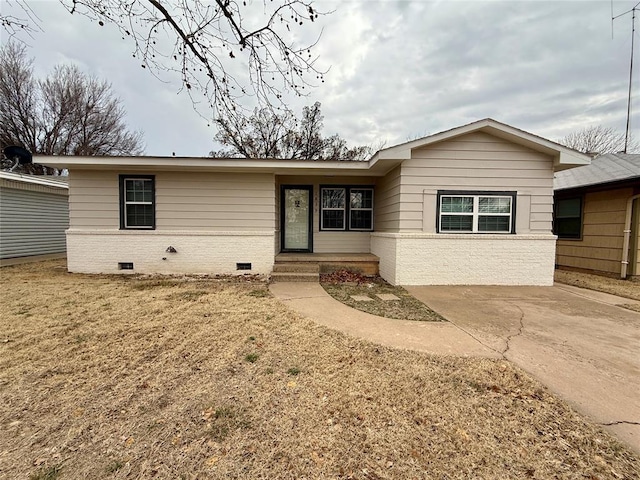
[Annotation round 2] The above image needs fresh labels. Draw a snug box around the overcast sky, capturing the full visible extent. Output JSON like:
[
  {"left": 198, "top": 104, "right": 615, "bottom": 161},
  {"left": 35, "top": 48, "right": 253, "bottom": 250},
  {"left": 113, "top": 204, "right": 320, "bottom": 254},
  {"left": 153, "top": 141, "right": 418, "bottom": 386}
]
[{"left": 2, "top": 0, "right": 638, "bottom": 156}]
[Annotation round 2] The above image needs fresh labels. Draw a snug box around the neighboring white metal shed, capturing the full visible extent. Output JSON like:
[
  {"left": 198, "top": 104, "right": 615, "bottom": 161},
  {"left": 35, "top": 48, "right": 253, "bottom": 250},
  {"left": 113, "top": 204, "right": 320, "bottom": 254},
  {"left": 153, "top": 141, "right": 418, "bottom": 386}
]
[{"left": 0, "top": 171, "right": 69, "bottom": 262}]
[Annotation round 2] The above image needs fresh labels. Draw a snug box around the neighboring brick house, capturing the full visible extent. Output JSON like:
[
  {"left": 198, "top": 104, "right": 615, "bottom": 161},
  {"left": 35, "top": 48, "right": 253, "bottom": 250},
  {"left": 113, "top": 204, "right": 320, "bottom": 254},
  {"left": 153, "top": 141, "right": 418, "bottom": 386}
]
[
  {"left": 38, "top": 119, "right": 590, "bottom": 285},
  {"left": 554, "top": 153, "right": 640, "bottom": 279}
]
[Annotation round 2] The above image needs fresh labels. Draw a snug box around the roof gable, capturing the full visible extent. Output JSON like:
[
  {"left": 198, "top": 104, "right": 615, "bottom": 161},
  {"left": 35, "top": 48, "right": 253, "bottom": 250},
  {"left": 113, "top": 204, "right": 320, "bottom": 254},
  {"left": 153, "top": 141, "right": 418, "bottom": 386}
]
[{"left": 372, "top": 118, "right": 590, "bottom": 172}]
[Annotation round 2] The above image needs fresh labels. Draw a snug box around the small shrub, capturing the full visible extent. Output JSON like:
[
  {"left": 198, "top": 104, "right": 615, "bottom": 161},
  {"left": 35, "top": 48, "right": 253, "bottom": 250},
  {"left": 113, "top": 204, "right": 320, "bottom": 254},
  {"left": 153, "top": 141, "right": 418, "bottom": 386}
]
[
  {"left": 29, "top": 464, "right": 63, "bottom": 480},
  {"left": 214, "top": 407, "right": 234, "bottom": 419},
  {"left": 245, "top": 353, "right": 259, "bottom": 363},
  {"left": 105, "top": 460, "right": 125, "bottom": 473},
  {"left": 248, "top": 289, "right": 269, "bottom": 298},
  {"left": 167, "top": 290, "right": 208, "bottom": 301}
]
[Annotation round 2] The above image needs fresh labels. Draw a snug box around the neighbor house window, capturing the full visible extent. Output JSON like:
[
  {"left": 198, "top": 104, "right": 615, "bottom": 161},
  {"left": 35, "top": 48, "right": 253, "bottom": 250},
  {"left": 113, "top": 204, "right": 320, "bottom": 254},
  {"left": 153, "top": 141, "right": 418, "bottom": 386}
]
[
  {"left": 321, "top": 186, "right": 374, "bottom": 231},
  {"left": 438, "top": 191, "right": 516, "bottom": 233},
  {"left": 554, "top": 197, "right": 582, "bottom": 239},
  {"left": 119, "top": 175, "right": 155, "bottom": 229}
]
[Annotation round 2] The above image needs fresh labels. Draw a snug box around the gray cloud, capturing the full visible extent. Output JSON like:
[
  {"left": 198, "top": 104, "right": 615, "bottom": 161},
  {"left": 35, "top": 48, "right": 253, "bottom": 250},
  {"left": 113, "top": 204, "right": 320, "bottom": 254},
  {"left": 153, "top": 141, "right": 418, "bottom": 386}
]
[{"left": 3, "top": 0, "right": 638, "bottom": 155}]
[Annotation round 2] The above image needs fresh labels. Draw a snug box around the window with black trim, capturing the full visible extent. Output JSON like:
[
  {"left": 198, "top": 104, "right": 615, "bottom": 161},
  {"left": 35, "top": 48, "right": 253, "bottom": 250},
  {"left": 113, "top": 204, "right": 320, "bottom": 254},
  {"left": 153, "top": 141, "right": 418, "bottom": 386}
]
[
  {"left": 553, "top": 197, "right": 582, "bottom": 239},
  {"left": 119, "top": 175, "right": 155, "bottom": 229},
  {"left": 321, "top": 186, "right": 374, "bottom": 231},
  {"left": 437, "top": 191, "right": 516, "bottom": 233}
]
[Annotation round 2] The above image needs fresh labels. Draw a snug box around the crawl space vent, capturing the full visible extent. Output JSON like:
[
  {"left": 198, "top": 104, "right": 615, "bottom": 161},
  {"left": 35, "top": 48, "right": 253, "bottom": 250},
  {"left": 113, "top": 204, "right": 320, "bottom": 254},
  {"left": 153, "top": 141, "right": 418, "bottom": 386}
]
[
  {"left": 236, "top": 262, "right": 252, "bottom": 271},
  {"left": 118, "top": 262, "right": 134, "bottom": 270}
]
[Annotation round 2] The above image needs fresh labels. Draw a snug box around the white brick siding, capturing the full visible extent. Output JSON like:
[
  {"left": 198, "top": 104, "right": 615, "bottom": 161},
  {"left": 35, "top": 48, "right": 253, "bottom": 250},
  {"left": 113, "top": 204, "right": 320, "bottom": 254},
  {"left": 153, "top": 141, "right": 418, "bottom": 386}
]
[
  {"left": 371, "top": 233, "right": 556, "bottom": 286},
  {"left": 66, "top": 230, "right": 275, "bottom": 275},
  {"left": 370, "top": 234, "right": 397, "bottom": 284}
]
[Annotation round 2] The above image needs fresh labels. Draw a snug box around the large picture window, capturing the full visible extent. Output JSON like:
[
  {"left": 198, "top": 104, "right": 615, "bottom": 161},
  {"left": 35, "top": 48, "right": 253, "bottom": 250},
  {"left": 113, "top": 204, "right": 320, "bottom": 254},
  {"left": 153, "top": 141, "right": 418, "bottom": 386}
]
[
  {"left": 321, "top": 186, "right": 374, "bottom": 231},
  {"left": 438, "top": 191, "right": 516, "bottom": 233},
  {"left": 119, "top": 175, "right": 155, "bottom": 229},
  {"left": 554, "top": 197, "right": 582, "bottom": 239}
]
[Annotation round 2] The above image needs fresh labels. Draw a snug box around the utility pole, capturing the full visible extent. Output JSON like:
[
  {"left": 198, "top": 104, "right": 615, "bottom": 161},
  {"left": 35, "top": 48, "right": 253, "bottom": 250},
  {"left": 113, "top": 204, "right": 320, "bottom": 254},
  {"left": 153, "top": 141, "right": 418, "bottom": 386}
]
[{"left": 613, "top": 1, "right": 640, "bottom": 153}]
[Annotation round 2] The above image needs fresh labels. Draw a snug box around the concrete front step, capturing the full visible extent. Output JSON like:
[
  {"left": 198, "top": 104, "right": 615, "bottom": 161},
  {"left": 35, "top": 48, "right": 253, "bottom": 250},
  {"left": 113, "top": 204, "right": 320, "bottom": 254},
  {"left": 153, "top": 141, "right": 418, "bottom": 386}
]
[
  {"left": 272, "top": 262, "right": 320, "bottom": 273},
  {"left": 270, "top": 272, "right": 320, "bottom": 283},
  {"left": 275, "top": 253, "right": 380, "bottom": 276}
]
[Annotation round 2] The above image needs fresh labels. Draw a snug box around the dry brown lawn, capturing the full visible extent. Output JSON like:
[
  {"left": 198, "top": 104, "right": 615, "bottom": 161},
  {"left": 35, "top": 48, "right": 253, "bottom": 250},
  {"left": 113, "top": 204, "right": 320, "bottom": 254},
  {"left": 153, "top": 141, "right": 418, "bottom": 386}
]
[
  {"left": 555, "top": 270, "right": 640, "bottom": 312},
  {"left": 1, "top": 260, "right": 639, "bottom": 479}
]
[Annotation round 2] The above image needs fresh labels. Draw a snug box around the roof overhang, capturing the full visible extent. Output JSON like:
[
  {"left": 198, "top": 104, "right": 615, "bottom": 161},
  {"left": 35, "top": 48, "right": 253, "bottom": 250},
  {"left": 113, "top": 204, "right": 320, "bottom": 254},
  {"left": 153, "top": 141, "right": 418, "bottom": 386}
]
[
  {"left": 0, "top": 171, "right": 69, "bottom": 189},
  {"left": 370, "top": 118, "right": 591, "bottom": 172},
  {"left": 35, "top": 118, "right": 590, "bottom": 175},
  {"left": 35, "top": 155, "right": 404, "bottom": 177}
]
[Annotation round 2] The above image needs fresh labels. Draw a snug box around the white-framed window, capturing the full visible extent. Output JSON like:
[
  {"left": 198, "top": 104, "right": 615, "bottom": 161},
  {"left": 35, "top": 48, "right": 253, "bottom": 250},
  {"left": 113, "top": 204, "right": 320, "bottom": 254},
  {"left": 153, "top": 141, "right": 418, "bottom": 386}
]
[
  {"left": 438, "top": 191, "right": 515, "bottom": 233},
  {"left": 320, "top": 186, "right": 374, "bottom": 231},
  {"left": 120, "top": 175, "right": 155, "bottom": 229}
]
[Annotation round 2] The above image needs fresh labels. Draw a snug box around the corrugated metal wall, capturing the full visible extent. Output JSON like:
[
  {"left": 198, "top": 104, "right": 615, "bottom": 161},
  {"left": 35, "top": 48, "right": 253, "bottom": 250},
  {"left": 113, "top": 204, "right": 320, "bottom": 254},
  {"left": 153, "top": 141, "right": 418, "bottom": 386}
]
[{"left": 0, "top": 187, "right": 69, "bottom": 259}]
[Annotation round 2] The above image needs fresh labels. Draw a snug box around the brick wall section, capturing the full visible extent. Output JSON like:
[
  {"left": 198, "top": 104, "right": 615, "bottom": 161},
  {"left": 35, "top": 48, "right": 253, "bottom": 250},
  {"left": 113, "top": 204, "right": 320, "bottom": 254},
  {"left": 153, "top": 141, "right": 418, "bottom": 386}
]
[
  {"left": 370, "top": 234, "right": 397, "bottom": 284},
  {"left": 66, "top": 230, "right": 275, "bottom": 275},
  {"left": 372, "top": 233, "right": 556, "bottom": 285}
]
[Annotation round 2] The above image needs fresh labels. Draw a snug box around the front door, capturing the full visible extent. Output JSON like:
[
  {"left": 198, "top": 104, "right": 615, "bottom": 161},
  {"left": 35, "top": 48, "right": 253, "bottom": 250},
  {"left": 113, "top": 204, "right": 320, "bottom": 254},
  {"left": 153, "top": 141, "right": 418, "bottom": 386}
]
[{"left": 281, "top": 186, "right": 312, "bottom": 252}]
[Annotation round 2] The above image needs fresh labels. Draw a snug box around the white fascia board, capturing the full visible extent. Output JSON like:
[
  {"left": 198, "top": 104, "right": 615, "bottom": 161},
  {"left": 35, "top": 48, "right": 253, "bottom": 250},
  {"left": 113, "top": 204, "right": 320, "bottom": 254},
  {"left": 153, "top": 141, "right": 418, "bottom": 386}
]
[
  {"left": 554, "top": 150, "right": 592, "bottom": 171},
  {"left": 35, "top": 155, "right": 368, "bottom": 172},
  {"left": 0, "top": 171, "right": 69, "bottom": 189},
  {"left": 34, "top": 155, "right": 403, "bottom": 176}
]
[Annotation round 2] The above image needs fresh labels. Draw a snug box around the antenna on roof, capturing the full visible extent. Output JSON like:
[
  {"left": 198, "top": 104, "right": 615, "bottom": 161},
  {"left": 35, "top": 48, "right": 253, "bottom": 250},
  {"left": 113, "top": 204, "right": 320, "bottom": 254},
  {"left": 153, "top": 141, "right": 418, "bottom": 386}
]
[{"left": 612, "top": 1, "right": 640, "bottom": 154}]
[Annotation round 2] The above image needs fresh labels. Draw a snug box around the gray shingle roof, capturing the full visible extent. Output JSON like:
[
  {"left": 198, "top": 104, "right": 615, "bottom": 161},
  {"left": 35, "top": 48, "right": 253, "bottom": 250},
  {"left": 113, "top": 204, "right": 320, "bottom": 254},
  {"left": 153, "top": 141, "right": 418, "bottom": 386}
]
[{"left": 553, "top": 153, "right": 640, "bottom": 191}]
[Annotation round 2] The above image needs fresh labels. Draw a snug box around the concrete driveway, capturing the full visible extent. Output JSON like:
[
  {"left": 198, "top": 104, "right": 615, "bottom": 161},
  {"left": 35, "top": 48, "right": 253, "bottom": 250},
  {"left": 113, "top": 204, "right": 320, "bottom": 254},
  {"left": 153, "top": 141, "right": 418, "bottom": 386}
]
[{"left": 406, "top": 284, "right": 640, "bottom": 454}]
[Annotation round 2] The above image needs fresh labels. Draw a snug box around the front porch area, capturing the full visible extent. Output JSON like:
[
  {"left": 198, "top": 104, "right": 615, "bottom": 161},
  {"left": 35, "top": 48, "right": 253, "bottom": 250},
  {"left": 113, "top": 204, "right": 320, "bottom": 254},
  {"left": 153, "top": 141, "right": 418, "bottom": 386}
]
[{"left": 271, "top": 253, "right": 379, "bottom": 282}]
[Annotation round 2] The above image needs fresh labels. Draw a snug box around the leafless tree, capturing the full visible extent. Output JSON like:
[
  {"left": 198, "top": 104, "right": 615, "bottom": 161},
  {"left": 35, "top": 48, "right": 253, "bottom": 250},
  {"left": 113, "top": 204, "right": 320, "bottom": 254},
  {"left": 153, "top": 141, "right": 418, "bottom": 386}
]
[
  {"left": 211, "top": 102, "right": 374, "bottom": 160},
  {"left": 0, "top": 0, "right": 42, "bottom": 40},
  {"left": 2, "top": 0, "right": 328, "bottom": 117},
  {"left": 1, "top": 41, "right": 144, "bottom": 174},
  {"left": 559, "top": 125, "right": 638, "bottom": 155}
]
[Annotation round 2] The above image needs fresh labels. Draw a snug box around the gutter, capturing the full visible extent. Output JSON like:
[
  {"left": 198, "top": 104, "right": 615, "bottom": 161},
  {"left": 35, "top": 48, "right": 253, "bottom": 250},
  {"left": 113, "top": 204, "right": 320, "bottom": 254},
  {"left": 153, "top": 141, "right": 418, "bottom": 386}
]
[{"left": 621, "top": 193, "right": 640, "bottom": 279}]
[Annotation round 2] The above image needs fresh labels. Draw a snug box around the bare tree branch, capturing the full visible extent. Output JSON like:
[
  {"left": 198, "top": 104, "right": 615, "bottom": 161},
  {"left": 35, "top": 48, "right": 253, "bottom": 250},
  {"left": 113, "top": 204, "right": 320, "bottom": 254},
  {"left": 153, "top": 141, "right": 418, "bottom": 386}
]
[
  {"left": 1, "top": 41, "right": 144, "bottom": 174},
  {"left": 53, "top": 0, "right": 328, "bottom": 117},
  {"left": 212, "top": 102, "right": 374, "bottom": 161},
  {"left": 558, "top": 125, "right": 638, "bottom": 155}
]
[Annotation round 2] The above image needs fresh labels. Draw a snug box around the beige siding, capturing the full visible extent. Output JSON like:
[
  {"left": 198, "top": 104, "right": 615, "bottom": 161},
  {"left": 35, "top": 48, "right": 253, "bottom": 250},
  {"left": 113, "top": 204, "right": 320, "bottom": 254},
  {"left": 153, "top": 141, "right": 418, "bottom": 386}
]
[
  {"left": 276, "top": 175, "right": 375, "bottom": 253},
  {"left": 398, "top": 131, "right": 555, "bottom": 232},
  {"left": 69, "top": 170, "right": 275, "bottom": 231},
  {"left": 374, "top": 166, "right": 401, "bottom": 232},
  {"left": 313, "top": 232, "right": 371, "bottom": 253},
  {"left": 68, "top": 171, "right": 119, "bottom": 228},
  {"left": 556, "top": 188, "right": 639, "bottom": 275}
]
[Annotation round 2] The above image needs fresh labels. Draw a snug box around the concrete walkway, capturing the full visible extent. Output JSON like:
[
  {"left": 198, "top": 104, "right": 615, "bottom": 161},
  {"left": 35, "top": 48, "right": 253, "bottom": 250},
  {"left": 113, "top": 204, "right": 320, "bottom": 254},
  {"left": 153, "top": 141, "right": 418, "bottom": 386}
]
[
  {"left": 270, "top": 281, "right": 640, "bottom": 454},
  {"left": 269, "top": 282, "right": 498, "bottom": 357}
]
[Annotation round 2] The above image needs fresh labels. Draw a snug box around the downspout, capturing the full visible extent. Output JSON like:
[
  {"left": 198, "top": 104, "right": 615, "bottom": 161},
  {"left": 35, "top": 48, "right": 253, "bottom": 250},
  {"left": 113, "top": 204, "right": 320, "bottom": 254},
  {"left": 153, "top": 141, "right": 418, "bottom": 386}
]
[{"left": 621, "top": 194, "right": 640, "bottom": 279}]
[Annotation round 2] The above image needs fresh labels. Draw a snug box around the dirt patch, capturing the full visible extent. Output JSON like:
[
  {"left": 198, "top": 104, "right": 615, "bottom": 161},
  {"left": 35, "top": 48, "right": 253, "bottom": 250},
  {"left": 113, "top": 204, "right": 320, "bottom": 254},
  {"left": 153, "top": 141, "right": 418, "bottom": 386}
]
[
  {"left": 320, "top": 270, "right": 445, "bottom": 322},
  {"left": 1, "top": 260, "right": 638, "bottom": 479}
]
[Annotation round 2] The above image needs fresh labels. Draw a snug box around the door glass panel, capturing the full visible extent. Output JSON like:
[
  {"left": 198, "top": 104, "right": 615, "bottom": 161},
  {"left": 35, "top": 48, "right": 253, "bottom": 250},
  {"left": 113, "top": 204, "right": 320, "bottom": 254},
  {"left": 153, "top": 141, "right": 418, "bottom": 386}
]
[{"left": 284, "top": 188, "right": 310, "bottom": 250}]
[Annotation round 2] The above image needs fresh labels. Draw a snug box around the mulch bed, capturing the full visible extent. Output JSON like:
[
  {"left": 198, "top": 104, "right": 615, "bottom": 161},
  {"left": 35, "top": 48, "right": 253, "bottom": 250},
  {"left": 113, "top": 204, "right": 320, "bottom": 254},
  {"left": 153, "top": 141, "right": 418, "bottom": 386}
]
[{"left": 320, "top": 270, "right": 446, "bottom": 322}]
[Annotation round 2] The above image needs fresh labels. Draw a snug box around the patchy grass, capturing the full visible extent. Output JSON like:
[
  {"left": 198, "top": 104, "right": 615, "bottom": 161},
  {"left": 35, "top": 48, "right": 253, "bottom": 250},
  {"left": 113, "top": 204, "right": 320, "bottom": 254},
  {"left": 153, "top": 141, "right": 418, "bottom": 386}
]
[
  {"left": 1, "top": 259, "right": 638, "bottom": 479},
  {"left": 29, "top": 464, "right": 63, "bottom": 480},
  {"left": 321, "top": 270, "right": 445, "bottom": 322},
  {"left": 555, "top": 269, "right": 640, "bottom": 311}
]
